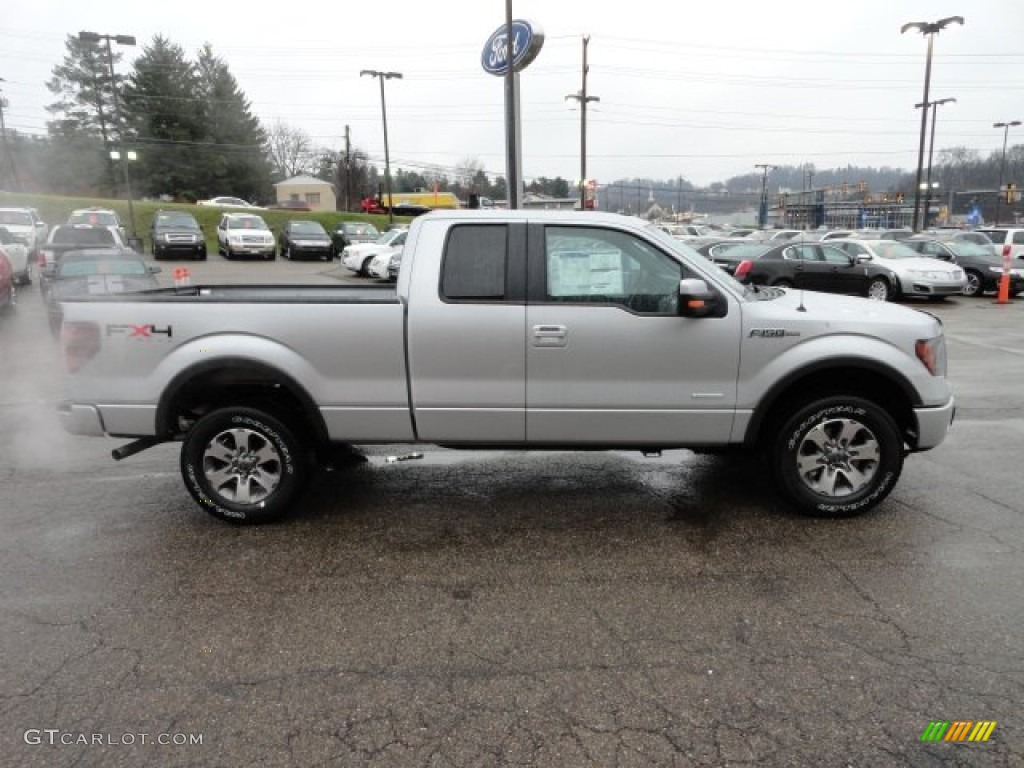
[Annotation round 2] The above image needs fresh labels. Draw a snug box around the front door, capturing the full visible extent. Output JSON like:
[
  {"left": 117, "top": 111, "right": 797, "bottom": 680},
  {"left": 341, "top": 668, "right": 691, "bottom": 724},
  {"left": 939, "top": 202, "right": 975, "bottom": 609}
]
[{"left": 525, "top": 224, "right": 742, "bottom": 445}]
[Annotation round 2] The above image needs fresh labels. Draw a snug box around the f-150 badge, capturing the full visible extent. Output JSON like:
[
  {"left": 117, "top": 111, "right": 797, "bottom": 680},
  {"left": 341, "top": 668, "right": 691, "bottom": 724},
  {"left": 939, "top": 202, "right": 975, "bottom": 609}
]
[{"left": 749, "top": 328, "right": 800, "bottom": 338}]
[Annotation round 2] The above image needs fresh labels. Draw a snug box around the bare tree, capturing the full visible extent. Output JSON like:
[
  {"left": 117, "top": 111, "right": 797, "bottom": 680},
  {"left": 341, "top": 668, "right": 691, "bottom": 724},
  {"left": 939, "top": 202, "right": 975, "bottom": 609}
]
[
  {"left": 454, "top": 156, "right": 485, "bottom": 195},
  {"left": 265, "top": 120, "right": 314, "bottom": 180}
]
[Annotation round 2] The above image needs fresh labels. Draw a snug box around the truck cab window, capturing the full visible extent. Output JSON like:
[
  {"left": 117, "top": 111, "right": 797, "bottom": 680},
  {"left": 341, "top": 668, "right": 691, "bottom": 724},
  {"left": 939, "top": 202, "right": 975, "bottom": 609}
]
[
  {"left": 544, "top": 226, "right": 682, "bottom": 314},
  {"left": 441, "top": 225, "right": 507, "bottom": 300}
]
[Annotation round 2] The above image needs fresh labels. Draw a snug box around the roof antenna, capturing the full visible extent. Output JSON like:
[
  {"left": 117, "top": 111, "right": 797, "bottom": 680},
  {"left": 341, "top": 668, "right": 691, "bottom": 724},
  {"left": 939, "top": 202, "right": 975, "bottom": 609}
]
[{"left": 796, "top": 288, "right": 807, "bottom": 312}]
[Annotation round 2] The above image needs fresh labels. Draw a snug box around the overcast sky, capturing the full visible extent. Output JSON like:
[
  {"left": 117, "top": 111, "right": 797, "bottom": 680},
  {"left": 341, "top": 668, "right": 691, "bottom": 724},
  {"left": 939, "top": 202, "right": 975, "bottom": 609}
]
[{"left": 2, "top": 1, "right": 1021, "bottom": 187}]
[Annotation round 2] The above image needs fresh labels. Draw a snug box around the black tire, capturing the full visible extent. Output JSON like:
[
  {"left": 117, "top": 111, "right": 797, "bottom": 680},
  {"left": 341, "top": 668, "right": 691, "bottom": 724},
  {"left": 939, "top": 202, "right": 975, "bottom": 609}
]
[
  {"left": 866, "top": 277, "right": 891, "bottom": 302},
  {"left": 962, "top": 270, "right": 983, "bottom": 297},
  {"left": 180, "top": 406, "right": 308, "bottom": 524},
  {"left": 360, "top": 256, "right": 374, "bottom": 276},
  {"left": 770, "top": 396, "right": 903, "bottom": 518}
]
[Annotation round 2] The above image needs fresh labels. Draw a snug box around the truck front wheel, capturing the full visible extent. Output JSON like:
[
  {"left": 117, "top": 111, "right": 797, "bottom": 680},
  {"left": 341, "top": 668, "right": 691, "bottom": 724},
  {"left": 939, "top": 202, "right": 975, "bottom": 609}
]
[
  {"left": 771, "top": 396, "right": 903, "bottom": 517},
  {"left": 180, "top": 406, "right": 308, "bottom": 524}
]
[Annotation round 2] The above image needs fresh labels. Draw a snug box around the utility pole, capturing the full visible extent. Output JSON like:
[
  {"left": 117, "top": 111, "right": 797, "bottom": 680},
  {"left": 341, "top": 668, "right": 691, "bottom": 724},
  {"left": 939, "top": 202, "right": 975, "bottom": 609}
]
[
  {"left": 0, "top": 78, "right": 21, "bottom": 191},
  {"left": 344, "top": 124, "right": 351, "bottom": 212},
  {"left": 755, "top": 163, "right": 777, "bottom": 228},
  {"left": 565, "top": 36, "right": 599, "bottom": 211}
]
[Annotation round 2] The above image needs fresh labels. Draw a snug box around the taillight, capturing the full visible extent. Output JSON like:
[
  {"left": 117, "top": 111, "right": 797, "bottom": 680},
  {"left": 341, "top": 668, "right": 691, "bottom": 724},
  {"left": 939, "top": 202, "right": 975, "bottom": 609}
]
[
  {"left": 61, "top": 322, "right": 100, "bottom": 374},
  {"left": 38, "top": 251, "right": 47, "bottom": 267},
  {"left": 734, "top": 259, "right": 753, "bottom": 280}
]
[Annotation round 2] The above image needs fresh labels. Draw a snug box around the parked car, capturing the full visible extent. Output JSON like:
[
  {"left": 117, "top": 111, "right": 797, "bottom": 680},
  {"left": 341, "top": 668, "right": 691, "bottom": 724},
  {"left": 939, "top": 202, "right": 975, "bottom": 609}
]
[
  {"left": 729, "top": 241, "right": 898, "bottom": 300},
  {"left": 342, "top": 228, "right": 408, "bottom": 275},
  {"left": 976, "top": 228, "right": 1024, "bottom": 260},
  {"left": 266, "top": 200, "right": 313, "bottom": 211},
  {"left": 0, "top": 206, "right": 48, "bottom": 254},
  {"left": 749, "top": 229, "right": 803, "bottom": 242},
  {"left": 694, "top": 240, "right": 772, "bottom": 276},
  {"left": 38, "top": 225, "right": 128, "bottom": 298},
  {"left": 0, "top": 250, "right": 14, "bottom": 312},
  {"left": 386, "top": 251, "right": 402, "bottom": 281},
  {"left": 198, "top": 196, "right": 262, "bottom": 209},
  {"left": 902, "top": 237, "right": 1024, "bottom": 297},
  {"left": 216, "top": 213, "right": 276, "bottom": 260},
  {"left": 924, "top": 229, "right": 995, "bottom": 252},
  {"left": 829, "top": 239, "right": 966, "bottom": 300},
  {"left": 67, "top": 207, "right": 127, "bottom": 242},
  {"left": 149, "top": 210, "right": 207, "bottom": 261},
  {"left": 367, "top": 245, "right": 404, "bottom": 279},
  {"left": 0, "top": 226, "right": 32, "bottom": 284},
  {"left": 45, "top": 249, "right": 161, "bottom": 335},
  {"left": 330, "top": 221, "right": 380, "bottom": 257},
  {"left": 278, "top": 220, "right": 333, "bottom": 261}
]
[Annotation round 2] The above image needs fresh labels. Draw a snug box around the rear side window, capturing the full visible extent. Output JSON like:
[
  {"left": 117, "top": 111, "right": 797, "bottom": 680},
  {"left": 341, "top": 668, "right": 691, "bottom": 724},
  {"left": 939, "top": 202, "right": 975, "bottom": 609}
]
[
  {"left": 441, "top": 225, "right": 507, "bottom": 300},
  {"left": 1015, "top": 232, "right": 1024, "bottom": 245}
]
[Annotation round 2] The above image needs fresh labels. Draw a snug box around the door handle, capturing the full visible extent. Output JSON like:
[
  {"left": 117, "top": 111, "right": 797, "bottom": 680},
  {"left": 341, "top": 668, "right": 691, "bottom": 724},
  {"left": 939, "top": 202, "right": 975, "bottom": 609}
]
[{"left": 532, "top": 324, "right": 567, "bottom": 347}]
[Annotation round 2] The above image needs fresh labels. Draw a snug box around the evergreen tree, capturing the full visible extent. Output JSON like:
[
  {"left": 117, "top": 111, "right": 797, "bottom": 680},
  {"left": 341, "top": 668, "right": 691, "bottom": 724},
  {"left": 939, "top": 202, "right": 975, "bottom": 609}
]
[
  {"left": 194, "top": 44, "right": 272, "bottom": 202},
  {"left": 121, "top": 36, "right": 204, "bottom": 200}
]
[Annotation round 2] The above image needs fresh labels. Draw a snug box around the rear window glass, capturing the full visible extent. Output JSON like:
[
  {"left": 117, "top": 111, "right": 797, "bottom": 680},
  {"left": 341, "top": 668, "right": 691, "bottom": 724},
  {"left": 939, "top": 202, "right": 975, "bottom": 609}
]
[
  {"left": 53, "top": 227, "right": 116, "bottom": 245},
  {"left": 441, "top": 225, "right": 506, "bottom": 300}
]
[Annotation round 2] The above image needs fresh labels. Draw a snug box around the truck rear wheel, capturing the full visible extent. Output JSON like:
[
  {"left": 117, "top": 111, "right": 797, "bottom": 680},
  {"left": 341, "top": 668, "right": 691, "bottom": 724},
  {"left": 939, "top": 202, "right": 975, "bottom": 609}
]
[
  {"left": 771, "top": 396, "right": 903, "bottom": 517},
  {"left": 180, "top": 406, "right": 307, "bottom": 524}
]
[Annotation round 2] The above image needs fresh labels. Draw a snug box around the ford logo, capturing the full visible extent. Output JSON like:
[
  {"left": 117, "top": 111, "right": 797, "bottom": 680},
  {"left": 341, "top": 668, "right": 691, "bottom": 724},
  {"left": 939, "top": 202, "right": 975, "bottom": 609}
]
[{"left": 481, "top": 19, "right": 545, "bottom": 76}]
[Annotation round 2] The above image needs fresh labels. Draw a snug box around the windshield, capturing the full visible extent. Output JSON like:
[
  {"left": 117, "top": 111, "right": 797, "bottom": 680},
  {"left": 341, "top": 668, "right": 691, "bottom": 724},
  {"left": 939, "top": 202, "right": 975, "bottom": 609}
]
[
  {"left": 228, "top": 217, "right": 269, "bottom": 230},
  {"left": 948, "top": 242, "right": 994, "bottom": 257},
  {"left": 53, "top": 227, "right": 116, "bottom": 245},
  {"left": 710, "top": 242, "right": 772, "bottom": 259},
  {"left": 70, "top": 211, "right": 118, "bottom": 227},
  {"left": 871, "top": 241, "right": 921, "bottom": 260},
  {"left": 0, "top": 210, "right": 32, "bottom": 226},
  {"left": 644, "top": 222, "right": 752, "bottom": 298},
  {"left": 344, "top": 223, "right": 379, "bottom": 236},
  {"left": 58, "top": 259, "right": 148, "bottom": 277},
  {"left": 290, "top": 221, "right": 326, "bottom": 235},
  {"left": 155, "top": 213, "right": 199, "bottom": 230},
  {"left": 377, "top": 230, "right": 406, "bottom": 245}
]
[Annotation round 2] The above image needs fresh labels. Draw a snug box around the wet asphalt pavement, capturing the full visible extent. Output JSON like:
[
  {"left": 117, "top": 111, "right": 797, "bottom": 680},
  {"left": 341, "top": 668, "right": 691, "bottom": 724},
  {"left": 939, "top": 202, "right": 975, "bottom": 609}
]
[{"left": 1, "top": 256, "right": 1022, "bottom": 767}]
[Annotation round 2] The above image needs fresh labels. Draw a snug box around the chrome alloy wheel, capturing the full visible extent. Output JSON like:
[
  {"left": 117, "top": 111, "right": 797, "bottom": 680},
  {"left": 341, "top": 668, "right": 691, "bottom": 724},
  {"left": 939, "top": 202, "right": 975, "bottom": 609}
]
[
  {"left": 202, "top": 428, "right": 282, "bottom": 504},
  {"left": 794, "top": 417, "right": 880, "bottom": 497},
  {"left": 867, "top": 279, "right": 890, "bottom": 301}
]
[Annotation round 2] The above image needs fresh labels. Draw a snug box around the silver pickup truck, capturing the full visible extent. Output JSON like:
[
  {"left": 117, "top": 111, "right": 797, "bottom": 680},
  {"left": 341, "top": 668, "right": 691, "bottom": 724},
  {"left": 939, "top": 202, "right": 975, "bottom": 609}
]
[{"left": 58, "top": 211, "right": 954, "bottom": 524}]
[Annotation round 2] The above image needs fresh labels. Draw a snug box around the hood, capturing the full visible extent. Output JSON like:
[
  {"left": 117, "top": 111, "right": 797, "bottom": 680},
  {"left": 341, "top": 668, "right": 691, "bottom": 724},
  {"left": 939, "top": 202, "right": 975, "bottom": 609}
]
[{"left": 748, "top": 286, "right": 940, "bottom": 336}]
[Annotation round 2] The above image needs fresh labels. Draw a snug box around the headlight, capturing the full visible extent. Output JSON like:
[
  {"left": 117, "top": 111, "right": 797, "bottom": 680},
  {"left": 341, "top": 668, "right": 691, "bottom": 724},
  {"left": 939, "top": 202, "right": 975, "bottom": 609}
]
[{"left": 915, "top": 336, "right": 947, "bottom": 377}]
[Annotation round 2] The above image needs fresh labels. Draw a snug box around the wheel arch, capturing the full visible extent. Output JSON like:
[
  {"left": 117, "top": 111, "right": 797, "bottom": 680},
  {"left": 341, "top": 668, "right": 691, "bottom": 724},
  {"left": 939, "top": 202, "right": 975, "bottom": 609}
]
[
  {"left": 156, "top": 358, "right": 330, "bottom": 450},
  {"left": 745, "top": 359, "right": 920, "bottom": 450}
]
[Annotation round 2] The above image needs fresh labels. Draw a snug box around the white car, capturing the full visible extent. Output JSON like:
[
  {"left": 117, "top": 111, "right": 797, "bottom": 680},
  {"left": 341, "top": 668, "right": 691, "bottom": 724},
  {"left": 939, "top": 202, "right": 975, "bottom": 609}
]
[
  {"left": 367, "top": 247, "right": 403, "bottom": 280},
  {"left": 977, "top": 228, "right": 1024, "bottom": 260},
  {"left": 0, "top": 228, "right": 31, "bottom": 284},
  {"left": 216, "top": 213, "right": 276, "bottom": 260},
  {"left": 342, "top": 229, "right": 408, "bottom": 275},
  {"left": 0, "top": 207, "right": 48, "bottom": 254},
  {"left": 67, "top": 207, "right": 127, "bottom": 243},
  {"left": 199, "top": 196, "right": 263, "bottom": 209},
  {"left": 830, "top": 239, "right": 966, "bottom": 299}
]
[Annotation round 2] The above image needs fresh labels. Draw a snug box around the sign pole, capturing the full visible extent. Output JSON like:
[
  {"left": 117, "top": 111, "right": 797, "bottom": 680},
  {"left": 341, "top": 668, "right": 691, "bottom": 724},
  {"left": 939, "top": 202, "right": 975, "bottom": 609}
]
[{"left": 504, "top": 1, "right": 520, "bottom": 209}]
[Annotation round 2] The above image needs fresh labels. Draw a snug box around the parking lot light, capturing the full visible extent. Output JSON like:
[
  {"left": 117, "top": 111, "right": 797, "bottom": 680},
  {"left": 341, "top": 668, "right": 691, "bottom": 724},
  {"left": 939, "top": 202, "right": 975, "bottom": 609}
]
[
  {"left": 901, "top": 16, "right": 964, "bottom": 232},
  {"left": 79, "top": 30, "right": 137, "bottom": 239},
  {"left": 360, "top": 70, "right": 402, "bottom": 226},
  {"left": 994, "top": 121, "right": 1022, "bottom": 226}
]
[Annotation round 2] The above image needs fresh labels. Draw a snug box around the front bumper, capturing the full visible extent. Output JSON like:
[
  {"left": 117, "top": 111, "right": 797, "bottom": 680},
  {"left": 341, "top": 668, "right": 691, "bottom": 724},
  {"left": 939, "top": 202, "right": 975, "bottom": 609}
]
[
  {"left": 912, "top": 396, "right": 955, "bottom": 451},
  {"left": 899, "top": 277, "right": 965, "bottom": 296},
  {"left": 57, "top": 401, "right": 106, "bottom": 437}
]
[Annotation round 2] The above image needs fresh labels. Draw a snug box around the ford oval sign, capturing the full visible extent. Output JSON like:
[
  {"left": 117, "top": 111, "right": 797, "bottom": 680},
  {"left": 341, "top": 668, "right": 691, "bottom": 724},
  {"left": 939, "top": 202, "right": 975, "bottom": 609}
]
[{"left": 481, "top": 19, "right": 544, "bottom": 76}]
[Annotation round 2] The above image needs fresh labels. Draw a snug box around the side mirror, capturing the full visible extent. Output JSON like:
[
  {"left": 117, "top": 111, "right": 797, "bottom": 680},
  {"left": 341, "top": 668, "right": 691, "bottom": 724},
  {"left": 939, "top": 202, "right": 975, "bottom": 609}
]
[
  {"left": 678, "top": 278, "right": 720, "bottom": 318},
  {"left": 855, "top": 254, "right": 871, "bottom": 263}
]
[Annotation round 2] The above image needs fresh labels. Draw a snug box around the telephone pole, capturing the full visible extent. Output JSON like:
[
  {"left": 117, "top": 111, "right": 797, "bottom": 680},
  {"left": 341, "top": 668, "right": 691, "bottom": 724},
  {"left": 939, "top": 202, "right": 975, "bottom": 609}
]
[
  {"left": 755, "top": 163, "right": 777, "bottom": 228},
  {"left": 565, "top": 36, "right": 599, "bottom": 211},
  {"left": 0, "top": 78, "right": 21, "bottom": 190},
  {"left": 344, "top": 124, "right": 351, "bottom": 211}
]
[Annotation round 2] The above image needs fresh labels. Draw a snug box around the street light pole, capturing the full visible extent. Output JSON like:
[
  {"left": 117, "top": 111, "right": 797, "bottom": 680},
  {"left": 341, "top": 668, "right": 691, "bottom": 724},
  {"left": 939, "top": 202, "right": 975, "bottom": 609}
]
[
  {"left": 901, "top": 16, "right": 964, "bottom": 232},
  {"left": 565, "top": 36, "right": 599, "bottom": 211},
  {"left": 360, "top": 69, "right": 402, "bottom": 227},
  {"left": 915, "top": 97, "right": 956, "bottom": 229},
  {"left": 0, "top": 78, "right": 20, "bottom": 190},
  {"left": 994, "top": 121, "right": 1021, "bottom": 226},
  {"left": 755, "top": 164, "right": 777, "bottom": 228},
  {"left": 79, "top": 30, "right": 137, "bottom": 239}
]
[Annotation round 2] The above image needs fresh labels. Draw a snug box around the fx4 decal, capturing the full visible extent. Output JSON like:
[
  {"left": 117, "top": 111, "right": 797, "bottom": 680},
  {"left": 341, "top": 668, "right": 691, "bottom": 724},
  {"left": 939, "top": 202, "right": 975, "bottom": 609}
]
[{"left": 107, "top": 324, "right": 173, "bottom": 339}]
